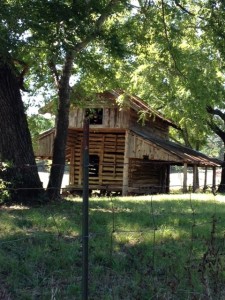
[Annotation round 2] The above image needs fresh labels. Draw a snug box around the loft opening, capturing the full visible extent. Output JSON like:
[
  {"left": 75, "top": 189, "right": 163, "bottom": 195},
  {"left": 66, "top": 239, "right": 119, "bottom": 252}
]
[
  {"left": 85, "top": 108, "right": 103, "bottom": 125},
  {"left": 89, "top": 155, "right": 99, "bottom": 177}
]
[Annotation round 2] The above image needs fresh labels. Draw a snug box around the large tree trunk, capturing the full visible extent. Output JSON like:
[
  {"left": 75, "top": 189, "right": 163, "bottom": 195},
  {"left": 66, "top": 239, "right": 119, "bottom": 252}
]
[
  {"left": 0, "top": 62, "right": 44, "bottom": 204},
  {"left": 46, "top": 3, "right": 122, "bottom": 201},
  {"left": 206, "top": 107, "right": 225, "bottom": 193},
  {"left": 47, "top": 51, "right": 75, "bottom": 200},
  {"left": 217, "top": 153, "right": 225, "bottom": 193}
]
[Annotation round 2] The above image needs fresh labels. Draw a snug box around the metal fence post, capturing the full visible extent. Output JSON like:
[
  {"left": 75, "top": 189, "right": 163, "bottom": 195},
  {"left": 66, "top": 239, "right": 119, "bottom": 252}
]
[{"left": 82, "top": 118, "right": 89, "bottom": 300}]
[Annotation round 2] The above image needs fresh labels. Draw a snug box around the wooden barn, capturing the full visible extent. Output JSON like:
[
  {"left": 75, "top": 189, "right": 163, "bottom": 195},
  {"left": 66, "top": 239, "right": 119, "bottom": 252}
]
[{"left": 37, "top": 90, "right": 221, "bottom": 195}]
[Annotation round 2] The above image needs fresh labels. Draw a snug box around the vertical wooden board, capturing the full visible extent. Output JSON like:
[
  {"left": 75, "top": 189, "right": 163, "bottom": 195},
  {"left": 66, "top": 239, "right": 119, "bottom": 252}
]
[
  {"left": 109, "top": 108, "right": 115, "bottom": 128},
  {"left": 165, "top": 165, "right": 170, "bottom": 193},
  {"left": 120, "top": 110, "right": 129, "bottom": 128},
  {"left": 69, "top": 148, "right": 75, "bottom": 185},
  {"left": 98, "top": 135, "right": 105, "bottom": 184},
  {"left": 136, "top": 137, "right": 143, "bottom": 158},
  {"left": 69, "top": 110, "right": 75, "bottom": 127},
  {"left": 72, "top": 109, "right": 77, "bottom": 127},
  {"left": 193, "top": 165, "right": 198, "bottom": 192},
  {"left": 212, "top": 166, "right": 216, "bottom": 190},
  {"left": 127, "top": 158, "right": 164, "bottom": 193},
  {"left": 114, "top": 108, "right": 118, "bottom": 127},
  {"left": 104, "top": 108, "right": 110, "bottom": 127},
  {"left": 76, "top": 108, "right": 84, "bottom": 128},
  {"left": 131, "top": 133, "right": 136, "bottom": 157},
  {"left": 122, "top": 131, "right": 130, "bottom": 195},
  {"left": 183, "top": 163, "right": 188, "bottom": 193},
  {"left": 204, "top": 167, "right": 208, "bottom": 190}
]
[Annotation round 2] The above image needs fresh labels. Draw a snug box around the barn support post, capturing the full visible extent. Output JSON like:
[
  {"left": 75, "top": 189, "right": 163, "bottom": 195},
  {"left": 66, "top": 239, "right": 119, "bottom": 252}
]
[
  {"left": 183, "top": 163, "right": 188, "bottom": 193},
  {"left": 193, "top": 165, "right": 198, "bottom": 192},
  {"left": 69, "top": 147, "right": 75, "bottom": 185},
  {"left": 203, "top": 166, "right": 208, "bottom": 191},
  {"left": 212, "top": 166, "right": 216, "bottom": 193},
  {"left": 82, "top": 118, "right": 89, "bottom": 300},
  {"left": 122, "top": 131, "right": 130, "bottom": 196},
  {"left": 165, "top": 164, "right": 170, "bottom": 193}
]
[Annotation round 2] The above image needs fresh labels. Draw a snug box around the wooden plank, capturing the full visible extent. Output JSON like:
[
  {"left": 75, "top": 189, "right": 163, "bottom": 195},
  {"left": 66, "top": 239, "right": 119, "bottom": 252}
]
[
  {"left": 122, "top": 131, "right": 130, "bottom": 196},
  {"left": 99, "top": 135, "right": 105, "bottom": 185},
  {"left": 212, "top": 166, "right": 216, "bottom": 192},
  {"left": 204, "top": 167, "right": 208, "bottom": 191},
  {"left": 193, "top": 165, "right": 198, "bottom": 192},
  {"left": 183, "top": 163, "right": 188, "bottom": 193},
  {"left": 69, "top": 148, "right": 75, "bottom": 185}
]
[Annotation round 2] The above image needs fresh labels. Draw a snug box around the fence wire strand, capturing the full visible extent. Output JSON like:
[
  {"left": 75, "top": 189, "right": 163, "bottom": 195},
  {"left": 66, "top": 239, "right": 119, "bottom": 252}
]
[{"left": 0, "top": 163, "right": 225, "bottom": 298}]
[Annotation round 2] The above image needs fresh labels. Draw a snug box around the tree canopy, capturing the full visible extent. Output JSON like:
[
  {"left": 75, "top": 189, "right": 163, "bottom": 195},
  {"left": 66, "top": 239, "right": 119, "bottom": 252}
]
[
  {"left": 1, "top": 0, "right": 225, "bottom": 200},
  {"left": 0, "top": 0, "right": 139, "bottom": 201}
]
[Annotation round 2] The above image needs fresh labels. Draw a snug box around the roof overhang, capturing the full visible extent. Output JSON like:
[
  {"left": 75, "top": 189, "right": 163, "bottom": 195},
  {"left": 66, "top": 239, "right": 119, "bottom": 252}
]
[{"left": 130, "top": 127, "right": 222, "bottom": 167}]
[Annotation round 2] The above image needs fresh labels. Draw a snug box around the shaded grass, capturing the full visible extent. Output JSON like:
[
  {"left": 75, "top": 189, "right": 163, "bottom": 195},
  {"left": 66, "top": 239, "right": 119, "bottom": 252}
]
[{"left": 0, "top": 194, "right": 225, "bottom": 299}]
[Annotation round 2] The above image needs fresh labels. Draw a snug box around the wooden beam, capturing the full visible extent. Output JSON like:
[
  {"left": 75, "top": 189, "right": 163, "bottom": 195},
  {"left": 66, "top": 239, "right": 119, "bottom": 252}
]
[
  {"left": 193, "top": 165, "right": 198, "bottom": 192},
  {"left": 69, "top": 148, "right": 75, "bottom": 185},
  {"left": 122, "top": 131, "right": 130, "bottom": 196},
  {"left": 98, "top": 136, "right": 104, "bottom": 185},
  {"left": 183, "top": 163, "right": 188, "bottom": 193},
  {"left": 203, "top": 166, "right": 208, "bottom": 191},
  {"left": 212, "top": 166, "right": 216, "bottom": 192},
  {"left": 165, "top": 165, "right": 170, "bottom": 193}
]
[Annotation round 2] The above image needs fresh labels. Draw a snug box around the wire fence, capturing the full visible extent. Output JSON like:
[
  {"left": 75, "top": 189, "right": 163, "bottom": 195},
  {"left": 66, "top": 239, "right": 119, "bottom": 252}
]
[{"left": 0, "top": 163, "right": 225, "bottom": 299}]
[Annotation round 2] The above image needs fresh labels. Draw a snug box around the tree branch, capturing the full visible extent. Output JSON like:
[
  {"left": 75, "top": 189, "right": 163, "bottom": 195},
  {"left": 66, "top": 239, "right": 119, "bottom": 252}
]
[
  {"left": 161, "top": 0, "right": 186, "bottom": 78},
  {"left": 73, "top": 0, "right": 122, "bottom": 52},
  {"left": 59, "top": 50, "right": 75, "bottom": 90},
  {"left": 13, "top": 59, "right": 29, "bottom": 92},
  {"left": 174, "top": 0, "right": 195, "bottom": 16},
  {"left": 207, "top": 120, "right": 225, "bottom": 142},
  {"left": 48, "top": 60, "right": 60, "bottom": 88},
  {"left": 206, "top": 105, "right": 225, "bottom": 122},
  {"left": 174, "top": 0, "right": 205, "bottom": 20}
]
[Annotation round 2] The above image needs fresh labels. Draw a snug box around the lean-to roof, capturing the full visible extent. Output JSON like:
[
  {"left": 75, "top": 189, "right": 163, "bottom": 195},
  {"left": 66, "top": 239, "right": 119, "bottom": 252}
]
[{"left": 131, "top": 127, "right": 222, "bottom": 167}]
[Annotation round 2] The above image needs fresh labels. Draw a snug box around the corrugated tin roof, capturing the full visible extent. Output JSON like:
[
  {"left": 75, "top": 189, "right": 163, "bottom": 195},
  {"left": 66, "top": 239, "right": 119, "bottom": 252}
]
[{"left": 131, "top": 127, "right": 222, "bottom": 167}]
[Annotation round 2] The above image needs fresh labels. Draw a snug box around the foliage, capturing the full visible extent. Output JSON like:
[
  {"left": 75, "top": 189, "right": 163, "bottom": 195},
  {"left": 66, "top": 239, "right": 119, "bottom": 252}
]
[
  {"left": 202, "top": 134, "right": 225, "bottom": 160},
  {"left": 60, "top": 0, "right": 225, "bottom": 155},
  {"left": 0, "top": 160, "right": 45, "bottom": 205},
  {"left": 0, "top": 177, "right": 10, "bottom": 204},
  {"left": 0, "top": 195, "right": 225, "bottom": 298},
  {"left": 0, "top": 161, "right": 21, "bottom": 203},
  {"left": 0, "top": 0, "right": 137, "bottom": 199},
  {"left": 123, "top": 1, "right": 225, "bottom": 151}
]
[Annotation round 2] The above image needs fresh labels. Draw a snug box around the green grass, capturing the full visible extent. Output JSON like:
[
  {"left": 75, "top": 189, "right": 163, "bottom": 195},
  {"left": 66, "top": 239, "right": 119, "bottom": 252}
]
[{"left": 0, "top": 194, "right": 225, "bottom": 299}]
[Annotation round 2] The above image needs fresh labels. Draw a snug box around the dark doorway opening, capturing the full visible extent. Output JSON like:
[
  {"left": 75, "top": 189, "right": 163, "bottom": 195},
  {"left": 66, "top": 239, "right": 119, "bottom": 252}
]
[{"left": 89, "top": 155, "right": 99, "bottom": 177}]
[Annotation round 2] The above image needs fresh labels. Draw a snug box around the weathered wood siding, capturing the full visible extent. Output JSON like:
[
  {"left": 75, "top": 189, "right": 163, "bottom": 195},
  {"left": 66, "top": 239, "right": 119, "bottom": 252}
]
[
  {"left": 128, "top": 158, "right": 168, "bottom": 194},
  {"left": 129, "top": 108, "right": 169, "bottom": 139},
  {"left": 69, "top": 105, "right": 169, "bottom": 138},
  {"left": 36, "top": 129, "right": 54, "bottom": 158},
  {"left": 68, "top": 131, "right": 125, "bottom": 188},
  {"left": 69, "top": 107, "right": 129, "bottom": 129},
  {"left": 127, "top": 131, "right": 181, "bottom": 162}
]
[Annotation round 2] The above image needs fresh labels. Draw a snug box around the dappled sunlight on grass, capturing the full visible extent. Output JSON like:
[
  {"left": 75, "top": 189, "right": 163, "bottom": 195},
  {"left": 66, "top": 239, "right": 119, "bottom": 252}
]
[{"left": 0, "top": 194, "right": 225, "bottom": 298}]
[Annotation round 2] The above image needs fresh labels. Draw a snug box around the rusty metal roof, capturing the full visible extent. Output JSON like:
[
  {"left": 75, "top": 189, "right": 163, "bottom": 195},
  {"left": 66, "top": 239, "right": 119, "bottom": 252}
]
[{"left": 131, "top": 127, "right": 222, "bottom": 167}]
